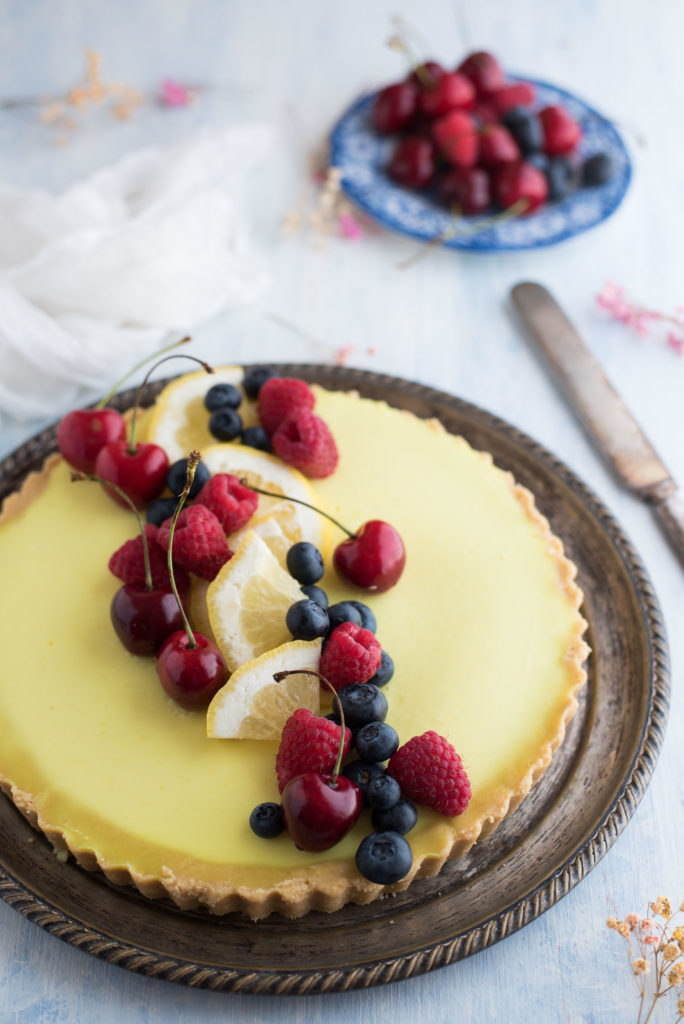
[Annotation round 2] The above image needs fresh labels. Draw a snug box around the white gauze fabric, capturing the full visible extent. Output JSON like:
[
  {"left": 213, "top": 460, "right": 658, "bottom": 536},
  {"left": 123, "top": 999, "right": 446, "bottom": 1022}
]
[{"left": 0, "top": 124, "right": 271, "bottom": 421}]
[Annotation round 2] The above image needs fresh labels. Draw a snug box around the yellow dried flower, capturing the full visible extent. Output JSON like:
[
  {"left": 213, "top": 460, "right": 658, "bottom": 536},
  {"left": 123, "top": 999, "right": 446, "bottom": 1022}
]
[
  {"left": 668, "top": 962, "right": 684, "bottom": 987},
  {"left": 662, "top": 942, "right": 679, "bottom": 962},
  {"left": 673, "top": 927, "right": 684, "bottom": 942},
  {"left": 678, "top": 996, "right": 684, "bottom": 1014},
  {"left": 618, "top": 923, "right": 630, "bottom": 939},
  {"left": 606, "top": 916, "right": 620, "bottom": 931},
  {"left": 632, "top": 957, "right": 649, "bottom": 975},
  {"left": 651, "top": 897, "right": 672, "bottom": 918}
]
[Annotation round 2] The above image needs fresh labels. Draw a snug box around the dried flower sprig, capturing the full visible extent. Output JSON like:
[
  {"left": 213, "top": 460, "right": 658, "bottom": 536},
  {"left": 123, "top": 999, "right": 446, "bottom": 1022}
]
[
  {"left": 0, "top": 50, "right": 207, "bottom": 144},
  {"left": 607, "top": 898, "right": 684, "bottom": 1023},
  {"left": 597, "top": 282, "right": 684, "bottom": 355}
]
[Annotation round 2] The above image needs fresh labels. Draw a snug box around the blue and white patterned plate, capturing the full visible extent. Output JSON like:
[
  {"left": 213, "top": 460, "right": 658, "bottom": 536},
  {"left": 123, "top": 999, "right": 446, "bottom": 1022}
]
[{"left": 329, "top": 77, "right": 632, "bottom": 252}]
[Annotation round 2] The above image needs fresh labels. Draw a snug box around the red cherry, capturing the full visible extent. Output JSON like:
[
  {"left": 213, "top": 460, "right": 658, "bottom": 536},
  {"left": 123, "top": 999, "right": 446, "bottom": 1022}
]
[
  {"left": 493, "top": 161, "right": 548, "bottom": 215},
  {"left": 473, "top": 100, "right": 498, "bottom": 126},
  {"left": 281, "top": 772, "right": 362, "bottom": 852},
  {"left": 418, "top": 72, "right": 475, "bottom": 118},
  {"left": 478, "top": 124, "right": 520, "bottom": 167},
  {"left": 95, "top": 441, "right": 169, "bottom": 509},
  {"left": 457, "top": 51, "right": 504, "bottom": 97},
  {"left": 407, "top": 60, "right": 445, "bottom": 88},
  {"left": 156, "top": 630, "right": 228, "bottom": 710},
  {"left": 387, "top": 136, "right": 435, "bottom": 189},
  {"left": 438, "top": 167, "right": 491, "bottom": 215},
  {"left": 110, "top": 584, "right": 185, "bottom": 657},
  {"left": 57, "top": 408, "right": 126, "bottom": 474},
  {"left": 432, "top": 111, "right": 479, "bottom": 168},
  {"left": 539, "top": 105, "right": 582, "bottom": 156},
  {"left": 372, "top": 81, "right": 418, "bottom": 134},
  {"left": 334, "top": 520, "right": 406, "bottom": 593},
  {"left": 491, "top": 82, "right": 536, "bottom": 115}
]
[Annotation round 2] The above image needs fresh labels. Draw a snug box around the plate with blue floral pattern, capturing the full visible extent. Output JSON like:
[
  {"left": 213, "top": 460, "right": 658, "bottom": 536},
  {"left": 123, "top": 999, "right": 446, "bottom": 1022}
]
[{"left": 329, "top": 77, "right": 632, "bottom": 252}]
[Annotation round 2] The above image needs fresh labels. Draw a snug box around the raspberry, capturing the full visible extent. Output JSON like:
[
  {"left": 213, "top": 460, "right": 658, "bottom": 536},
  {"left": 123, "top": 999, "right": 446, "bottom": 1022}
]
[
  {"left": 276, "top": 708, "right": 351, "bottom": 793},
  {"left": 158, "top": 505, "right": 231, "bottom": 581},
  {"left": 387, "top": 731, "right": 471, "bottom": 817},
  {"left": 271, "top": 411, "right": 339, "bottom": 479},
  {"left": 320, "top": 622, "right": 382, "bottom": 691},
  {"left": 108, "top": 524, "right": 190, "bottom": 593},
  {"left": 258, "top": 377, "right": 315, "bottom": 436},
  {"left": 194, "top": 473, "right": 258, "bottom": 535}
]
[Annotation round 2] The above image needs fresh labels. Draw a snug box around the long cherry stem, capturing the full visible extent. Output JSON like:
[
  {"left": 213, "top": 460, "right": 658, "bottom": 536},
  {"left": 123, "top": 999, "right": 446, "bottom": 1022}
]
[
  {"left": 71, "top": 472, "right": 153, "bottom": 589},
  {"left": 241, "top": 482, "right": 356, "bottom": 539},
  {"left": 166, "top": 451, "right": 200, "bottom": 648},
  {"left": 127, "top": 354, "right": 214, "bottom": 454},
  {"left": 96, "top": 336, "right": 191, "bottom": 410},
  {"left": 273, "top": 669, "right": 347, "bottom": 782}
]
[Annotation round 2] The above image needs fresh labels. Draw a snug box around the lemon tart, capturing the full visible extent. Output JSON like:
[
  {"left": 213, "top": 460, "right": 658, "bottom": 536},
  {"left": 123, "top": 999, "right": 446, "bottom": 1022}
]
[{"left": 0, "top": 375, "right": 588, "bottom": 918}]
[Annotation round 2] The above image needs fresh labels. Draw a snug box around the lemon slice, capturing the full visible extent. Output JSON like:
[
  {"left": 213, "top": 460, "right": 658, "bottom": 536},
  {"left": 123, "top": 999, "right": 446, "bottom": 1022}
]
[
  {"left": 228, "top": 512, "right": 291, "bottom": 569},
  {"left": 143, "top": 366, "right": 259, "bottom": 463},
  {"left": 207, "top": 639, "right": 322, "bottom": 739},
  {"left": 208, "top": 531, "right": 304, "bottom": 672},
  {"left": 201, "top": 445, "right": 332, "bottom": 559}
]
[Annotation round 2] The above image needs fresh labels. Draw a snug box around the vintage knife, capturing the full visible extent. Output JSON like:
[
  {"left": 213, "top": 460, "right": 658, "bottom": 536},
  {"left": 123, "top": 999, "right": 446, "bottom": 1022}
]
[{"left": 511, "top": 281, "right": 684, "bottom": 568}]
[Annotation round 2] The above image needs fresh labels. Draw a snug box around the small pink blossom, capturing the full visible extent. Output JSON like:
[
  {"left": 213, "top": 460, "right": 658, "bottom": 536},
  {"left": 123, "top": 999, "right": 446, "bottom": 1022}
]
[
  {"left": 644, "top": 934, "right": 659, "bottom": 945},
  {"left": 596, "top": 281, "right": 684, "bottom": 356},
  {"left": 640, "top": 918, "right": 656, "bottom": 932},
  {"left": 626, "top": 913, "right": 641, "bottom": 931},
  {"left": 339, "top": 212, "right": 362, "bottom": 239},
  {"left": 159, "top": 78, "right": 192, "bottom": 107}
]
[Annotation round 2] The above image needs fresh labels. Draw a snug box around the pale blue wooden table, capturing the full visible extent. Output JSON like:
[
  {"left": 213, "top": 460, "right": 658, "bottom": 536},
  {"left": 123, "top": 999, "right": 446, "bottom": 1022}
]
[{"left": 1, "top": 2, "right": 683, "bottom": 1021}]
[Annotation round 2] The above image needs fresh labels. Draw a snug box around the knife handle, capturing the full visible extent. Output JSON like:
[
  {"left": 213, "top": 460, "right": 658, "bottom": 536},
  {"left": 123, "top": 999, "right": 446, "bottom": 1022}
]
[
  {"left": 652, "top": 492, "right": 684, "bottom": 569},
  {"left": 511, "top": 282, "right": 673, "bottom": 496}
]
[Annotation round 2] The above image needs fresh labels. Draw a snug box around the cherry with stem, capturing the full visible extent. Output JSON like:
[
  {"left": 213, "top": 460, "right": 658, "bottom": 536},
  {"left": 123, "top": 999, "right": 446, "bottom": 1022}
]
[
  {"left": 71, "top": 471, "right": 185, "bottom": 656},
  {"left": 156, "top": 451, "right": 228, "bottom": 709},
  {"left": 94, "top": 353, "right": 213, "bottom": 509},
  {"left": 243, "top": 481, "right": 406, "bottom": 593},
  {"left": 57, "top": 335, "right": 190, "bottom": 474},
  {"left": 274, "top": 669, "right": 362, "bottom": 852}
]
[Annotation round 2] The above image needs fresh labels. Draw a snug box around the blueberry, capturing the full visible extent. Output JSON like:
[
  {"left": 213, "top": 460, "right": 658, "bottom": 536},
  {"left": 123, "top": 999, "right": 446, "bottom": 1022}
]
[
  {"left": 502, "top": 107, "right": 543, "bottom": 155},
  {"left": 582, "top": 152, "right": 613, "bottom": 187},
  {"left": 371, "top": 798, "right": 418, "bottom": 835},
  {"left": 241, "top": 425, "right": 271, "bottom": 452},
  {"left": 204, "top": 382, "right": 242, "bottom": 412},
  {"left": 146, "top": 496, "right": 179, "bottom": 527},
  {"left": 366, "top": 774, "right": 401, "bottom": 810},
  {"left": 286, "top": 599, "right": 329, "bottom": 640},
  {"left": 545, "top": 157, "right": 577, "bottom": 202},
  {"left": 342, "top": 759, "right": 387, "bottom": 804},
  {"left": 337, "top": 684, "right": 388, "bottom": 731},
  {"left": 300, "top": 584, "right": 328, "bottom": 609},
  {"left": 355, "top": 722, "right": 399, "bottom": 763},
  {"left": 355, "top": 831, "right": 413, "bottom": 884},
  {"left": 165, "top": 457, "right": 210, "bottom": 499},
  {"left": 368, "top": 650, "right": 394, "bottom": 689},
  {"left": 243, "top": 366, "right": 278, "bottom": 400},
  {"left": 349, "top": 601, "right": 377, "bottom": 633},
  {"left": 286, "top": 542, "right": 324, "bottom": 585},
  {"left": 209, "top": 407, "right": 243, "bottom": 442},
  {"left": 249, "top": 802, "right": 284, "bottom": 839},
  {"left": 327, "top": 601, "right": 362, "bottom": 633}
]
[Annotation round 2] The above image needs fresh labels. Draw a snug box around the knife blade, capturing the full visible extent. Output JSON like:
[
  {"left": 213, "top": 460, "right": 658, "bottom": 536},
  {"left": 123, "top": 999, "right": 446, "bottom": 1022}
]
[{"left": 511, "top": 281, "right": 684, "bottom": 568}]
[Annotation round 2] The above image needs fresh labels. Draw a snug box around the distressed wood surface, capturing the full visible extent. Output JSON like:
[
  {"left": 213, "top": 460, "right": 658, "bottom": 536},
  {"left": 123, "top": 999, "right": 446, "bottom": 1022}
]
[{"left": 1, "top": 1, "right": 683, "bottom": 1022}]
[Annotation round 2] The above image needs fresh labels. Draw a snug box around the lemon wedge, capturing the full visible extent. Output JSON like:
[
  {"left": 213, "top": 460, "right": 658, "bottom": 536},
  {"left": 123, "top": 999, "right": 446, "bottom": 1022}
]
[
  {"left": 207, "top": 531, "right": 304, "bottom": 672},
  {"left": 228, "top": 512, "right": 292, "bottom": 569},
  {"left": 207, "top": 639, "right": 322, "bottom": 739},
  {"left": 201, "top": 445, "right": 332, "bottom": 560},
  {"left": 144, "top": 366, "right": 259, "bottom": 463}
]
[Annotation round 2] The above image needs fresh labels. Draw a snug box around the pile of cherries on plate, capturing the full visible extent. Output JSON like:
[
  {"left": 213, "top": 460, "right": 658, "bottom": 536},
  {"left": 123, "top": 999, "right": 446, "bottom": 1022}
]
[{"left": 372, "top": 50, "right": 614, "bottom": 217}]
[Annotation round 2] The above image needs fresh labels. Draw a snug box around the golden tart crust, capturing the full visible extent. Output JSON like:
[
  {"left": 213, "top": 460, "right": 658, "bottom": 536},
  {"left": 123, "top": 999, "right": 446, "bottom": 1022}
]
[{"left": 0, "top": 387, "right": 588, "bottom": 919}]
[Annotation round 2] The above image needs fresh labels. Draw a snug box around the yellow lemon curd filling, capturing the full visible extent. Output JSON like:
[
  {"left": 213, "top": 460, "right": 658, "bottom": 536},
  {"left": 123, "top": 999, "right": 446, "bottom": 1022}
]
[{"left": 0, "top": 387, "right": 586, "bottom": 908}]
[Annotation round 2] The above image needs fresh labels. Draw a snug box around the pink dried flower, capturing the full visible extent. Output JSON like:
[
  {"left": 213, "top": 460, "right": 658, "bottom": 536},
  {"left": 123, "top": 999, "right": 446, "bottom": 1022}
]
[
  {"left": 339, "top": 211, "right": 362, "bottom": 239},
  {"left": 596, "top": 281, "right": 684, "bottom": 355},
  {"left": 159, "top": 78, "right": 193, "bottom": 107},
  {"left": 625, "top": 913, "right": 641, "bottom": 931}
]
